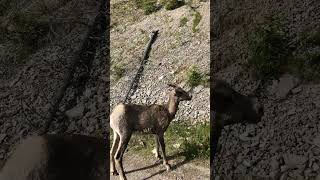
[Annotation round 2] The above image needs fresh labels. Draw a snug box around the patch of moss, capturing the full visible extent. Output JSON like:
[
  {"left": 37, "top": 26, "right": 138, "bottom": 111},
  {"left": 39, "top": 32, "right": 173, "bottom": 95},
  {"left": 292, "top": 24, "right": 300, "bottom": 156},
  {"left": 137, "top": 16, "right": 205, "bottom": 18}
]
[
  {"left": 180, "top": 17, "right": 188, "bottom": 27},
  {"left": 112, "top": 64, "right": 125, "bottom": 81},
  {"left": 192, "top": 11, "right": 202, "bottom": 32}
]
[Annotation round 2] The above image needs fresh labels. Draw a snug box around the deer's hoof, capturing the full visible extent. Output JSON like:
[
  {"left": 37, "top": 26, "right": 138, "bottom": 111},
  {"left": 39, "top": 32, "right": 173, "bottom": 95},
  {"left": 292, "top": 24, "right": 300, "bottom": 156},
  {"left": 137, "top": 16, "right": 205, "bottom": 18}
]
[
  {"left": 112, "top": 171, "right": 119, "bottom": 176},
  {"left": 156, "top": 154, "right": 162, "bottom": 160},
  {"left": 120, "top": 176, "right": 127, "bottom": 180},
  {"left": 165, "top": 164, "right": 171, "bottom": 171}
]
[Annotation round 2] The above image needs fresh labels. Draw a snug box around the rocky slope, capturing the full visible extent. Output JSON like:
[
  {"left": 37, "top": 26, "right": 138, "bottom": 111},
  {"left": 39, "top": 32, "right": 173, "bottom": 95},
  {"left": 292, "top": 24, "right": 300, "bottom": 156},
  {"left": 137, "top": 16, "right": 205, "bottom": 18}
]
[
  {"left": 212, "top": 0, "right": 320, "bottom": 179},
  {"left": 0, "top": 0, "right": 108, "bottom": 163},
  {"left": 110, "top": 0, "right": 210, "bottom": 123}
]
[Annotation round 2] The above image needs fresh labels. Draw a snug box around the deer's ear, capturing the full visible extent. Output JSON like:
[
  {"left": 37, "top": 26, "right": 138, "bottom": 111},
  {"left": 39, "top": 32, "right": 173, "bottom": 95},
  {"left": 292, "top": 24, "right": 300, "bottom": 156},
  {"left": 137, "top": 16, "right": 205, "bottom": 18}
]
[{"left": 167, "top": 84, "right": 177, "bottom": 88}]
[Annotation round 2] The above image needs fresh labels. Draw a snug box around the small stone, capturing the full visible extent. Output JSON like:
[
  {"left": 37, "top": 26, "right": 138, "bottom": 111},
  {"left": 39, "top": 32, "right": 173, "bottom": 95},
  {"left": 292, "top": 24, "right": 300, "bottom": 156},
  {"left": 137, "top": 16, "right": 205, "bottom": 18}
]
[
  {"left": 193, "top": 85, "right": 204, "bottom": 94},
  {"left": 274, "top": 74, "right": 300, "bottom": 99},
  {"left": 84, "top": 88, "right": 92, "bottom": 98},
  {"left": 312, "top": 163, "right": 319, "bottom": 171},
  {"left": 291, "top": 86, "right": 302, "bottom": 94},
  {"left": 242, "top": 160, "right": 251, "bottom": 167},
  {"left": 0, "top": 134, "right": 6, "bottom": 143},
  {"left": 283, "top": 154, "right": 307, "bottom": 168},
  {"left": 65, "top": 104, "right": 85, "bottom": 119},
  {"left": 158, "top": 76, "right": 164, "bottom": 80}
]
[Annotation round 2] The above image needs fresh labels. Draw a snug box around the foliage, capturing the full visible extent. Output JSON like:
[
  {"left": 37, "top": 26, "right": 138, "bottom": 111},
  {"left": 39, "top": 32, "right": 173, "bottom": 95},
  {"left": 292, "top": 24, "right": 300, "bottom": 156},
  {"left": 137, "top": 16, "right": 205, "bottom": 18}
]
[
  {"left": 247, "top": 17, "right": 289, "bottom": 79},
  {"left": 161, "top": 0, "right": 185, "bottom": 10},
  {"left": 135, "top": 0, "right": 159, "bottom": 15},
  {"left": 186, "top": 65, "right": 208, "bottom": 87},
  {"left": 126, "top": 120, "right": 210, "bottom": 160}
]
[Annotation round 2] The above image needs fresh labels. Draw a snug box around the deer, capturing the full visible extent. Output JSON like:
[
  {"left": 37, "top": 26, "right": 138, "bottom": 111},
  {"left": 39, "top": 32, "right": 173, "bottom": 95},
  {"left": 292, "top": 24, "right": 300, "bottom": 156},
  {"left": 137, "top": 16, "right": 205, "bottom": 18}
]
[
  {"left": 0, "top": 134, "right": 107, "bottom": 180},
  {"left": 110, "top": 84, "right": 192, "bottom": 180}
]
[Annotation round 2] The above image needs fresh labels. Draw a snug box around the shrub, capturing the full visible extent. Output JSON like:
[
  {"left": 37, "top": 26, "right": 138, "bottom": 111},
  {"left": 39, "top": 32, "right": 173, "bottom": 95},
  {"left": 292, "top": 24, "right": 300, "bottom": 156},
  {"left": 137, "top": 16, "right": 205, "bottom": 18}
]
[
  {"left": 164, "top": 0, "right": 185, "bottom": 10},
  {"left": 135, "top": 0, "right": 159, "bottom": 15},
  {"left": 186, "top": 65, "right": 207, "bottom": 87},
  {"left": 247, "top": 18, "right": 289, "bottom": 79}
]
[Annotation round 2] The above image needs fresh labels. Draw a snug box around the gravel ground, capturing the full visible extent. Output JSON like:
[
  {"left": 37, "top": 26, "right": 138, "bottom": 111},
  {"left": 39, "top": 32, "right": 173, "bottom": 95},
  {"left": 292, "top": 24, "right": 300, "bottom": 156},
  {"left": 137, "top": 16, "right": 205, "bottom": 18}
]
[{"left": 0, "top": 0, "right": 107, "bottom": 164}]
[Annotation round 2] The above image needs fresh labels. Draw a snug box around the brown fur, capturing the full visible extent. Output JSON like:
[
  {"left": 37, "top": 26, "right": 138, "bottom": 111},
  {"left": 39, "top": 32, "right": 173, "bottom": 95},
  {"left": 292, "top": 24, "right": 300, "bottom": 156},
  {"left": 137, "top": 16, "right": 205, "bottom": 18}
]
[{"left": 110, "top": 84, "right": 192, "bottom": 180}]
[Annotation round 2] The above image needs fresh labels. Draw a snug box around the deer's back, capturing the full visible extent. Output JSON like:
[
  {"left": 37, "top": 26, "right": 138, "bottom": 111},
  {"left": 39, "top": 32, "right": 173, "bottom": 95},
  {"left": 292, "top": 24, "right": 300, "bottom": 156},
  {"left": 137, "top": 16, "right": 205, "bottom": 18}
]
[{"left": 111, "top": 103, "right": 170, "bottom": 133}]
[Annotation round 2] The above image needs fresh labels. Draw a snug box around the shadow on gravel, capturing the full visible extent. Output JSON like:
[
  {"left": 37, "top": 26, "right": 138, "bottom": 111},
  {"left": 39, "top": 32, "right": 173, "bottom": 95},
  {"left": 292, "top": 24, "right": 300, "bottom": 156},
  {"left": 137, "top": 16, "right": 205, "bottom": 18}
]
[{"left": 125, "top": 152, "right": 190, "bottom": 179}]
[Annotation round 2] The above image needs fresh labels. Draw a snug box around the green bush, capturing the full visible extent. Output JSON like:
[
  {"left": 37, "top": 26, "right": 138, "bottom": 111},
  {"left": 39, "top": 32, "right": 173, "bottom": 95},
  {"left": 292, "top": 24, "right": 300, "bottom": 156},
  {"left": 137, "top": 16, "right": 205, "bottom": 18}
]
[
  {"left": 135, "top": 0, "right": 159, "bottom": 15},
  {"left": 163, "top": 0, "right": 185, "bottom": 10},
  {"left": 186, "top": 65, "right": 207, "bottom": 87},
  {"left": 248, "top": 18, "right": 289, "bottom": 79}
]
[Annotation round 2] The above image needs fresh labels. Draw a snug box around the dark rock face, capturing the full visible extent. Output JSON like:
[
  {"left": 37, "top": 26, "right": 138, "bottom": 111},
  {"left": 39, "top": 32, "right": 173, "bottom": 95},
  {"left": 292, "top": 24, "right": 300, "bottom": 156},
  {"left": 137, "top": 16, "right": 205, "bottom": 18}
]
[{"left": 211, "top": 0, "right": 320, "bottom": 178}]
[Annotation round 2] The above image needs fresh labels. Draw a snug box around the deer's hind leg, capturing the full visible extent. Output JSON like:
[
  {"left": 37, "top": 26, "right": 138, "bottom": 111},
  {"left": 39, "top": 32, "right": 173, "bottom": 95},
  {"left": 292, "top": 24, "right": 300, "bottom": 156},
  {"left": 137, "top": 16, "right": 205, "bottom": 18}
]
[
  {"left": 115, "top": 132, "right": 132, "bottom": 180},
  {"left": 110, "top": 130, "right": 120, "bottom": 176}
]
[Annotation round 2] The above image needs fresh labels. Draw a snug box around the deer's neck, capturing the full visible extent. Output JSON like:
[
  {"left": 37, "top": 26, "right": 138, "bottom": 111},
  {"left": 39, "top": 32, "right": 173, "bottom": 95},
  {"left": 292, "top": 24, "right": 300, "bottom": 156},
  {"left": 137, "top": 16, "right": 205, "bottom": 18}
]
[{"left": 167, "top": 95, "right": 180, "bottom": 120}]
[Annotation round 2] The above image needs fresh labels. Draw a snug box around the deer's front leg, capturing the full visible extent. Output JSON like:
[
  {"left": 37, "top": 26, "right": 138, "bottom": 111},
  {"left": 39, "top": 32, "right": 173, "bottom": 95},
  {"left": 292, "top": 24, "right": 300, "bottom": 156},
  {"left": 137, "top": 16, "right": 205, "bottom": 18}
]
[
  {"left": 154, "top": 135, "right": 162, "bottom": 160},
  {"left": 158, "top": 134, "right": 171, "bottom": 171}
]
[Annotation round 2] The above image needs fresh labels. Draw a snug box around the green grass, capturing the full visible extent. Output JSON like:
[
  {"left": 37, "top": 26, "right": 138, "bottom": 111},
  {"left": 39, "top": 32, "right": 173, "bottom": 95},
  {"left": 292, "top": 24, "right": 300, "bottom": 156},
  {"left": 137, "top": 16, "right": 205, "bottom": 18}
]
[
  {"left": 112, "top": 64, "right": 125, "bottom": 81},
  {"left": 180, "top": 17, "right": 188, "bottom": 27},
  {"left": 121, "top": 120, "right": 210, "bottom": 161},
  {"left": 247, "top": 17, "right": 289, "bottom": 79},
  {"left": 135, "top": 0, "right": 159, "bottom": 15},
  {"left": 161, "top": 0, "right": 185, "bottom": 10},
  {"left": 186, "top": 65, "right": 208, "bottom": 87},
  {"left": 192, "top": 11, "right": 202, "bottom": 32}
]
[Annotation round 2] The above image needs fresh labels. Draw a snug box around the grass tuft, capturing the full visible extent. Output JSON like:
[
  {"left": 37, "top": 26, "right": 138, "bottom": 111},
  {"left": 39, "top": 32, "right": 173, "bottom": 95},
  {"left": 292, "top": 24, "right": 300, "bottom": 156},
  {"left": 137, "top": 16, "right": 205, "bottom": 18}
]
[
  {"left": 135, "top": 0, "right": 159, "bottom": 15},
  {"left": 192, "top": 11, "right": 202, "bottom": 32},
  {"left": 112, "top": 64, "right": 125, "bottom": 81},
  {"left": 180, "top": 17, "right": 188, "bottom": 27},
  {"left": 162, "top": 0, "right": 185, "bottom": 10},
  {"left": 186, "top": 65, "right": 208, "bottom": 87}
]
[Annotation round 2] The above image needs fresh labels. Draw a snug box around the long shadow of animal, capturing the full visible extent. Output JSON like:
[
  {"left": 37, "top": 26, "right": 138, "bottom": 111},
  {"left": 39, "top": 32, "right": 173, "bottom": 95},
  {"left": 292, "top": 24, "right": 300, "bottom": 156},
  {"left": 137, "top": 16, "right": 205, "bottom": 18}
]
[
  {"left": 0, "top": 134, "right": 107, "bottom": 180},
  {"left": 210, "top": 80, "right": 264, "bottom": 178}
]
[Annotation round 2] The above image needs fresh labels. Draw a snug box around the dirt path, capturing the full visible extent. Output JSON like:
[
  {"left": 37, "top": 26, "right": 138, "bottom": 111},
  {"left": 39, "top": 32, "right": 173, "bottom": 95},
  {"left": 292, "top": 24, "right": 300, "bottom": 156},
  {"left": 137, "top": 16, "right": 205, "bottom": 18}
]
[{"left": 110, "top": 151, "right": 210, "bottom": 180}]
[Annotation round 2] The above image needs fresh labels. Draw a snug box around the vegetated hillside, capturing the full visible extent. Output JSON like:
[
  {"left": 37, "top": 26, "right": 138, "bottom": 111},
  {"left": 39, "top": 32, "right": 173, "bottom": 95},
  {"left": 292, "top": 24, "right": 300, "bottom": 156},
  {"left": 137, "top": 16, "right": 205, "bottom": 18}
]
[
  {"left": 110, "top": 0, "right": 210, "bottom": 123},
  {"left": 212, "top": 0, "right": 320, "bottom": 179},
  {"left": 0, "top": 0, "right": 108, "bottom": 163}
]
